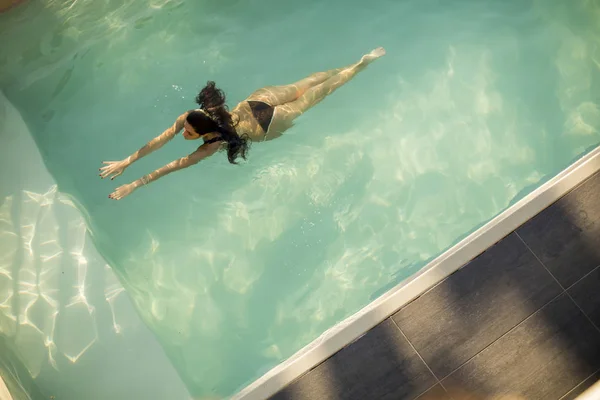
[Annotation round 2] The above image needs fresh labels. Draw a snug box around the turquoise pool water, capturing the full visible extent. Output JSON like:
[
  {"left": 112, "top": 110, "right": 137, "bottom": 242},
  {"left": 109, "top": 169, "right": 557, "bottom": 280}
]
[{"left": 1, "top": 0, "right": 600, "bottom": 398}]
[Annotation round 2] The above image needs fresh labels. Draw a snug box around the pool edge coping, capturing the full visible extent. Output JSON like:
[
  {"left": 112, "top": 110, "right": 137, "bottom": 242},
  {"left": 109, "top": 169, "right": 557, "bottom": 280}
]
[
  {"left": 0, "top": 376, "right": 13, "bottom": 400},
  {"left": 575, "top": 377, "right": 600, "bottom": 400},
  {"left": 233, "top": 146, "right": 600, "bottom": 400}
]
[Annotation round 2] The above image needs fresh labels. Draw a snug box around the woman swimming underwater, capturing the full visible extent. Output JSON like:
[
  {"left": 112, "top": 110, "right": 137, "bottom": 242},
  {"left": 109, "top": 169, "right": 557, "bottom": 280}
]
[{"left": 100, "top": 47, "right": 386, "bottom": 200}]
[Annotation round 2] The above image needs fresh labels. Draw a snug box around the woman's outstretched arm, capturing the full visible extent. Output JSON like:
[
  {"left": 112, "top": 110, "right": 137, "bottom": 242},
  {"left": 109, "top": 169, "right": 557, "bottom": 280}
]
[
  {"left": 100, "top": 112, "right": 188, "bottom": 180},
  {"left": 108, "top": 142, "right": 220, "bottom": 200}
]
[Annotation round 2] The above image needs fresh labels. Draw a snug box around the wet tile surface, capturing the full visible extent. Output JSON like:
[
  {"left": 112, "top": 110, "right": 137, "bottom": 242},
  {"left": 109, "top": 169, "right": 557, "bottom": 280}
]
[
  {"left": 517, "top": 173, "right": 600, "bottom": 288},
  {"left": 442, "top": 295, "right": 600, "bottom": 400},
  {"left": 392, "top": 233, "right": 561, "bottom": 378},
  {"left": 270, "top": 319, "right": 436, "bottom": 400}
]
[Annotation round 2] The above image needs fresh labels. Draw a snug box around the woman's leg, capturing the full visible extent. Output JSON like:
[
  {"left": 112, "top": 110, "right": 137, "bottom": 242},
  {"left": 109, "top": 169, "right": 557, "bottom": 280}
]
[
  {"left": 247, "top": 68, "right": 343, "bottom": 105},
  {"left": 246, "top": 47, "right": 385, "bottom": 107},
  {"left": 273, "top": 48, "right": 385, "bottom": 121}
]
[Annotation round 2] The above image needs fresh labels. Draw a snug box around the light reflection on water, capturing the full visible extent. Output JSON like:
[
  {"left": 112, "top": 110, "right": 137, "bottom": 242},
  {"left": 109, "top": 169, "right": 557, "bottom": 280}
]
[{"left": 1, "top": 0, "right": 600, "bottom": 398}]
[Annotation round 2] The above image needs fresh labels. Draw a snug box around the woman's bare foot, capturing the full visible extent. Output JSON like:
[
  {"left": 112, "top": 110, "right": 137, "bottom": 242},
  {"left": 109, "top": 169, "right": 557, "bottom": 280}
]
[{"left": 360, "top": 47, "right": 386, "bottom": 65}]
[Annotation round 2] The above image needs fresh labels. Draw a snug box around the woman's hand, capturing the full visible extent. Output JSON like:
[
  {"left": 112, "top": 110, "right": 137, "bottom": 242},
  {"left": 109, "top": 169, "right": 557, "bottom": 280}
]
[
  {"left": 108, "top": 182, "right": 138, "bottom": 200},
  {"left": 100, "top": 158, "right": 130, "bottom": 180}
]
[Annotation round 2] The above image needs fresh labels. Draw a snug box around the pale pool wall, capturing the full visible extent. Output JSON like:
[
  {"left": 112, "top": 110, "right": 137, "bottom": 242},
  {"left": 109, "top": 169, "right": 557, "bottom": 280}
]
[{"left": 0, "top": 90, "right": 191, "bottom": 400}]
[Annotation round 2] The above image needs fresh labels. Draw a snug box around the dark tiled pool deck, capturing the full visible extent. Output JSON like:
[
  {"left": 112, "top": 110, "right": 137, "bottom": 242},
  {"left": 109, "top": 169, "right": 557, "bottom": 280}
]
[{"left": 270, "top": 171, "right": 600, "bottom": 400}]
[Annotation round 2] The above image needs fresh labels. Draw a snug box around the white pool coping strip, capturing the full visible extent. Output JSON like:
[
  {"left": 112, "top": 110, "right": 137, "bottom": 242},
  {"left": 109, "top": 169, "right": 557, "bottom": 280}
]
[
  {"left": 576, "top": 377, "right": 600, "bottom": 400},
  {"left": 233, "top": 145, "right": 600, "bottom": 400},
  {"left": 0, "top": 376, "right": 13, "bottom": 400}
]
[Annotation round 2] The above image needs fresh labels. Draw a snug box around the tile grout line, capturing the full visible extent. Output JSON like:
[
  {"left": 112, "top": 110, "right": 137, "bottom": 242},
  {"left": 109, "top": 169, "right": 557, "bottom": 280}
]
[
  {"left": 565, "top": 263, "right": 600, "bottom": 336},
  {"left": 390, "top": 231, "right": 574, "bottom": 397},
  {"left": 566, "top": 292, "right": 600, "bottom": 335},
  {"left": 515, "top": 232, "right": 600, "bottom": 336},
  {"left": 565, "top": 263, "right": 600, "bottom": 292},
  {"left": 514, "top": 231, "right": 566, "bottom": 291},
  {"left": 390, "top": 232, "right": 567, "bottom": 389},
  {"left": 389, "top": 317, "right": 454, "bottom": 399},
  {"left": 557, "top": 367, "right": 600, "bottom": 400},
  {"left": 438, "top": 290, "right": 566, "bottom": 381}
]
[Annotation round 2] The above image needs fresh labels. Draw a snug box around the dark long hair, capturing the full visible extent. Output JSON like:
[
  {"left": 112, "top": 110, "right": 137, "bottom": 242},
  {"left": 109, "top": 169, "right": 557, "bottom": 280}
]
[{"left": 186, "top": 81, "right": 250, "bottom": 164}]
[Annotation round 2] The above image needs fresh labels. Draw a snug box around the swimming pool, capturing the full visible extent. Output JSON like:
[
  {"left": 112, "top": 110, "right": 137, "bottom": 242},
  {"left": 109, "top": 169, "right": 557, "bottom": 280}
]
[{"left": 1, "top": 0, "right": 600, "bottom": 398}]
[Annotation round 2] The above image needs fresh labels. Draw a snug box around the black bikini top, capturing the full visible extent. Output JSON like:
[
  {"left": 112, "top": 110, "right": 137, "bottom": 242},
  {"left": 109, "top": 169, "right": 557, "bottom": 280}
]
[{"left": 204, "top": 136, "right": 224, "bottom": 145}]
